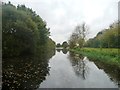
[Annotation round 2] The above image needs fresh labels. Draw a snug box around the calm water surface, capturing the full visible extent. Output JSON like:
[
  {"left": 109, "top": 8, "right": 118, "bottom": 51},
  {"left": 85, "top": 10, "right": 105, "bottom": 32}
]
[
  {"left": 2, "top": 49, "right": 120, "bottom": 89},
  {"left": 39, "top": 50, "right": 119, "bottom": 88}
]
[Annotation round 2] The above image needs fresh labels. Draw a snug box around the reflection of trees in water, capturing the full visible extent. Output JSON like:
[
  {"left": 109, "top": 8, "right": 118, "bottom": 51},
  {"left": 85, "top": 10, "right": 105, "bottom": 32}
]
[
  {"left": 62, "top": 49, "right": 68, "bottom": 54},
  {"left": 56, "top": 49, "right": 68, "bottom": 54},
  {"left": 94, "top": 60, "right": 120, "bottom": 88},
  {"left": 68, "top": 52, "right": 89, "bottom": 80},
  {"left": 56, "top": 49, "right": 61, "bottom": 52},
  {"left": 2, "top": 50, "right": 55, "bottom": 90}
]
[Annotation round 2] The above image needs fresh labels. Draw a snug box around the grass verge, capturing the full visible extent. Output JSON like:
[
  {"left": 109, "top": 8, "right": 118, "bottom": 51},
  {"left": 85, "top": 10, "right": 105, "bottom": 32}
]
[{"left": 70, "top": 48, "right": 120, "bottom": 68}]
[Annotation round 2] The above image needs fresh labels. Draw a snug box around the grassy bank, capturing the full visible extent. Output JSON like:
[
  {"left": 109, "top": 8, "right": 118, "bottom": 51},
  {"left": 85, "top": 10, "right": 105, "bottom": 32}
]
[{"left": 70, "top": 48, "right": 120, "bottom": 68}]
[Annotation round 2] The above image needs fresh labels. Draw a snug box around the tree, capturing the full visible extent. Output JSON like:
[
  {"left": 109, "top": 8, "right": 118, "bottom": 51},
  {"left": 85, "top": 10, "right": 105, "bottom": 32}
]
[
  {"left": 76, "top": 23, "right": 89, "bottom": 48},
  {"left": 56, "top": 43, "right": 61, "bottom": 47},
  {"left": 84, "top": 21, "right": 119, "bottom": 48},
  {"left": 62, "top": 41, "right": 68, "bottom": 48},
  {"left": 69, "top": 33, "right": 78, "bottom": 49},
  {"left": 2, "top": 2, "right": 55, "bottom": 57},
  {"left": 69, "top": 23, "right": 89, "bottom": 49}
]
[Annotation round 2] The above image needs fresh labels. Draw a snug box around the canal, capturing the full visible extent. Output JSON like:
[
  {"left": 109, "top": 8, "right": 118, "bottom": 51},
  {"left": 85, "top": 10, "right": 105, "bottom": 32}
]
[
  {"left": 39, "top": 49, "right": 119, "bottom": 88},
  {"left": 2, "top": 49, "right": 120, "bottom": 89}
]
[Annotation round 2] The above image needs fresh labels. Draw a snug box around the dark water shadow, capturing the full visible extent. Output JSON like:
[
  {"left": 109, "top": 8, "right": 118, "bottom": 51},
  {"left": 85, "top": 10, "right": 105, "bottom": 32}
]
[
  {"left": 93, "top": 60, "right": 120, "bottom": 88},
  {"left": 2, "top": 50, "right": 55, "bottom": 90}
]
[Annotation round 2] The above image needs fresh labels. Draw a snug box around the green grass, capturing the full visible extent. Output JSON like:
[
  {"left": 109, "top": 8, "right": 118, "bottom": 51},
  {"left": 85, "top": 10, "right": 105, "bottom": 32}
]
[{"left": 70, "top": 48, "right": 120, "bottom": 67}]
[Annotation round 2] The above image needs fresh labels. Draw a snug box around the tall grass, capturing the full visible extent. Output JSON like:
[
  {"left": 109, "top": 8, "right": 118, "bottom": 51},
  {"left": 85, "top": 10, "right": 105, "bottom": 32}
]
[{"left": 70, "top": 48, "right": 120, "bottom": 67}]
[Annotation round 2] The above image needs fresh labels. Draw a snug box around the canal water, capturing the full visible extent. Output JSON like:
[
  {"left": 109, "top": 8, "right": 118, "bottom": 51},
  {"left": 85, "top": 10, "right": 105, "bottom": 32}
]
[
  {"left": 2, "top": 49, "right": 120, "bottom": 89},
  {"left": 39, "top": 50, "right": 119, "bottom": 88}
]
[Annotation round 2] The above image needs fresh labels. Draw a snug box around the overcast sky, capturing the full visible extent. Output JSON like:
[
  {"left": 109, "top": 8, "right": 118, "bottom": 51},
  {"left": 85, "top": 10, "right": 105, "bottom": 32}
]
[{"left": 3, "top": 0, "right": 119, "bottom": 44}]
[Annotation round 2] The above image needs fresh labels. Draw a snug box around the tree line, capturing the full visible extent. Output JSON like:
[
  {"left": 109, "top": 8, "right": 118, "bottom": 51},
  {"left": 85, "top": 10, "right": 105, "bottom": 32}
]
[
  {"left": 56, "top": 41, "right": 69, "bottom": 48},
  {"left": 2, "top": 2, "right": 55, "bottom": 57},
  {"left": 69, "top": 22, "right": 119, "bottom": 49},
  {"left": 84, "top": 22, "right": 120, "bottom": 48}
]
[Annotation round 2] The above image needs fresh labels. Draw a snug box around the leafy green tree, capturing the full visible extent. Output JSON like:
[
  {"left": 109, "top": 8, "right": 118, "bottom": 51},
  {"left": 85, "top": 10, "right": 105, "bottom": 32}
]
[
  {"left": 69, "top": 23, "right": 89, "bottom": 49},
  {"left": 62, "top": 41, "right": 68, "bottom": 48},
  {"left": 56, "top": 43, "right": 61, "bottom": 47},
  {"left": 2, "top": 2, "right": 55, "bottom": 57},
  {"left": 69, "top": 33, "right": 78, "bottom": 49},
  {"left": 85, "top": 21, "right": 119, "bottom": 48}
]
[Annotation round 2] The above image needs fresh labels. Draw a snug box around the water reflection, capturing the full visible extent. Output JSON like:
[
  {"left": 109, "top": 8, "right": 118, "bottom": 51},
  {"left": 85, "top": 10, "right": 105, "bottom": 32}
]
[
  {"left": 2, "top": 50, "right": 55, "bottom": 90},
  {"left": 68, "top": 52, "right": 89, "bottom": 80},
  {"left": 56, "top": 49, "right": 61, "bottom": 52},
  {"left": 56, "top": 48, "right": 68, "bottom": 54},
  {"left": 68, "top": 51, "right": 120, "bottom": 88},
  {"left": 62, "top": 49, "right": 68, "bottom": 54},
  {"left": 40, "top": 51, "right": 118, "bottom": 88},
  {"left": 3, "top": 49, "right": 119, "bottom": 89}
]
